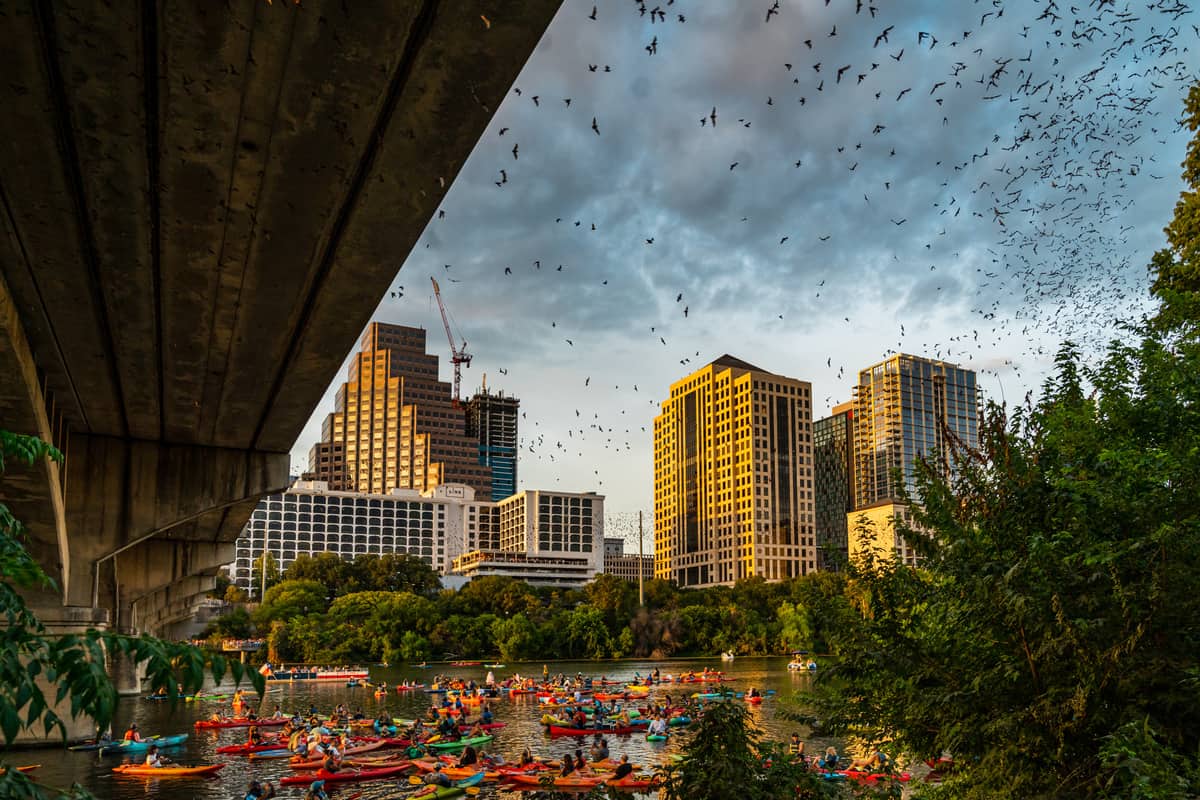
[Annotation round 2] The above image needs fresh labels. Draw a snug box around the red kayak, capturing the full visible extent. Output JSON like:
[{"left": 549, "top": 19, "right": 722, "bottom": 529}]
[
  {"left": 839, "top": 770, "right": 912, "bottom": 785},
  {"left": 215, "top": 741, "right": 284, "bottom": 754},
  {"left": 547, "top": 725, "right": 643, "bottom": 737},
  {"left": 279, "top": 765, "right": 411, "bottom": 785},
  {"left": 194, "top": 718, "right": 288, "bottom": 729}
]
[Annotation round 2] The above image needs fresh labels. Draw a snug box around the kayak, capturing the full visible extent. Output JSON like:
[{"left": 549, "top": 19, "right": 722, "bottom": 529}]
[
  {"left": 646, "top": 734, "right": 668, "bottom": 742},
  {"left": 215, "top": 741, "right": 283, "bottom": 754},
  {"left": 412, "top": 762, "right": 499, "bottom": 781},
  {"left": 548, "top": 725, "right": 643, "bottom": 737},
  {"left": 112, "top": 764, "right": 224, "bottom": 777},
  {"left": 411, "top": 786, "right": 465, "bottom": 799},
  {"left": 288, "top": 741, "right": 385, "bottom": 765},
  {"left": 279, "top": 765, "right": 411, "bottom": 786},
  {"left": 427, "top": 735, "right": 493, "bottom": 752},
  {"left": 607, "top": 775, "right": 660, "bottom": 790},
  {"left": 247, "top": 749, "right": 294, "bottom": 760},
  {"left": 0, "top": 766, "right": 39, "bottom": 776},
  {"left": 100, "top": 734, "right": 189, "bottom": 754},
  {"left": 194, "top": 718, "right": 287, "bottom": 729},
  {"left": 506, "top": 773, "right": 604, "bottom": 788},
  {"left": 839, "top": 770, "right": 912, "bottom": 784},
  {"left": 746, "top": 696, "right": 763, "bottom": 705}
]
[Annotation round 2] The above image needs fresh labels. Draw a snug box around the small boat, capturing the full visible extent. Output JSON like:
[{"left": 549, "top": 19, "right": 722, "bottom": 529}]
[
  {"left": 449, "top": 661, "right": 482, "bottom": 667},
  {"left": 506, "top": 773, "right": 604, "bottom": 788},
  {"left": 547, "top": 725, "right": 643, "bottom": 737},
  {"left": 426, "top": 735, "right": 494, "bottom": 752},
  {"left": 215, "top": 741, "right": 284, "bottom": 755},
  {"left": 99, "top": 734, "right": 189, "bottom": 754},
  {"left": 483, "top": 663, "right": 506, "bottom": 669},
  {"left": 112, "top": 764, "right": 224, "bottom": 777},
  {"left": 194, "top": 717, "right": 288, "bottom": 729},
  {"left": 278, "top": 764, "right": 411, "bottom": 785}
]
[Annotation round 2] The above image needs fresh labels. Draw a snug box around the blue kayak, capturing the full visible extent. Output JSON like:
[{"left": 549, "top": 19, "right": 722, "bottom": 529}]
[
  {"left": 456, "top": 771, "right": 485, "bottom": 788},
  {"left": 99, "top": 734, "right": 189, "bottom": 754}
]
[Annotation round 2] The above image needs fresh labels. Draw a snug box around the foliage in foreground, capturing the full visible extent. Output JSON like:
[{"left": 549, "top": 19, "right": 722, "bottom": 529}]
[
  {"left": 809, "top": 83, "right": 1200, "bottom": 800},
  {"left": 656, "top": 696, "right": 842, "bottom": 800},
  {"left": 0, "top": 432, "right": 263, "bottom": 798}
]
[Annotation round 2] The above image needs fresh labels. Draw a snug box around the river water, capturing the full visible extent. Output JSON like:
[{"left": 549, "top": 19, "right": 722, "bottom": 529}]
[{"left": 9, "top": 657, "right": 832, "bottom": 799}]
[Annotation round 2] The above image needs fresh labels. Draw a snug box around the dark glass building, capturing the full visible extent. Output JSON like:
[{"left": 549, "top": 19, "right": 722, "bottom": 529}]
[{"left": 813, "top": 402, "right": 854, "bottom": 571}]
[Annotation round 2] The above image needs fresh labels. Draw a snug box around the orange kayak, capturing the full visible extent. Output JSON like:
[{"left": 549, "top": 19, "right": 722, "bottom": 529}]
[{"left": 112, "top": 764, "right": 224, "bottom": 777}]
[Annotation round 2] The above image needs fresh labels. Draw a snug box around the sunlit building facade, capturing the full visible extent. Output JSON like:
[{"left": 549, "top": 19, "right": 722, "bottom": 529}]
[
  {"left": 309, "top": 323, "right": 491, "bottom": 497},
  {"left": 653, "top": 355, "right": 816, "bottom": 588},
  {"left": 847, "top": 354, "right": 978, "bottom": 564}
]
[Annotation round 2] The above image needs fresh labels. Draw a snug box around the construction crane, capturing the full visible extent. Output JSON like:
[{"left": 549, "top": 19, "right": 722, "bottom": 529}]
[{"left": 430, "top": 276, "right": 471, "bottom": 404}]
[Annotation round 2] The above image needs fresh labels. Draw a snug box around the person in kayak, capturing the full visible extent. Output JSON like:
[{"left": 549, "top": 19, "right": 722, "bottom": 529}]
[
  {"left": 423, "top": 764, "right": 452, "bottom": 788},
  {"left": 122, "top": 723, "right": 142, "bottom": 743},
  {"left": 589, "top": 736, "right": 609, "bottom": 762},
  {"left": 849, "top": 749, "right": 892, "bottom": 772},
  {"left": 612, "top": 755, "right": 634, "bottom": 780},
  {"left": 789, "top": 733, "right": 806, "bottom": 761},
  {"left": 457, "top": 744, "right": 478, "bottom": 767},
  {"left": 245, "top": 779, "right": 276, "bottom": 800},
  {"left": 303, "top": 780, "right": 329, "bottom": 800},
  {"left": 518, "top": 748, "right": 535, "bottom": 768},
  {"left": 560, "top": 752, "right": 576, "bottom": 777},
  {"left": 817, "top": 747, "right": 840, "bottom": 771},
  {"left": 747, "top": 687, "right": 761, "bottom": 699},
  {"left": 144, "top": 744, "right": 170, "bottom": 768},
  {"left": 247, "top": 726, "right": 263, "bottom": 745},
  {"left": 480, "top": 703, "right": 494, "bottom": 724}
]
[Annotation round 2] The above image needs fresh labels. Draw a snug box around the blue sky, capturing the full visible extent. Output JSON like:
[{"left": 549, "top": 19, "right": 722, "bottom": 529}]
[{"left": 290, "top": 0, "right": 1197, "bottom": 540}]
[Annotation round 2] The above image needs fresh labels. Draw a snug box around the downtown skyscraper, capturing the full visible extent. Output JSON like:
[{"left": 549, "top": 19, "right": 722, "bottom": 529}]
[
  {"left": 653, "top": 355, "right": 816, "bottom": 588},
  {"left": 306, "top": 323, "right": 492, "bottom": 497},
  {"left": 848, "top": 353, "right": 978, "bottom": 564}
]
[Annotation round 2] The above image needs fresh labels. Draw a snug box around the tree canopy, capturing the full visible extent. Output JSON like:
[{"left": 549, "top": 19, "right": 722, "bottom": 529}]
[{"left": 810, "top": 83, "right": 1200, "bottom": 800}]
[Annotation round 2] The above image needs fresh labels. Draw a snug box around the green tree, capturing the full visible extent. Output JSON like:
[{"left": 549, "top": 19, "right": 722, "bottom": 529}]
[
  {"left": 202, "top": 607, "right": 253, "bottom": 640},
  {"left": 0, "top": 432, "right": 260, "bottom": 797},
  {"left": 657, "top": 695, "right": 834, "bottom": 800},
  {"left": 810, "top": 84, "right": 1200, "bottom": 800},
  {"left": 254, "top": 579, "right": 329, "bottom": 627},
  {"left": 250, "top": 551, "right": 281, "bottom": 600},
  {"left": 585, "top": 573, "right": 637, "bottom": 632},
  {"left": 285, "top": 552, "right": 359, "bottom": 595},
  {"left": 354, "top": 553, "right": 440, "bottom": 595},
  {"left": 223, "top": 583, "right": 250, "bottom": 604},
  {"left": 491, "top": 613, "right": 541, "bottom": 661}
]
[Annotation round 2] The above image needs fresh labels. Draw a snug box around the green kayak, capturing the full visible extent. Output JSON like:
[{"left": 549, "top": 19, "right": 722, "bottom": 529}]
[
  {"left": 411, "top": 787, "right": 464, "bottom": 800},
  {"left": 426, "top": 735, "right": 494, "bottom": 752}
]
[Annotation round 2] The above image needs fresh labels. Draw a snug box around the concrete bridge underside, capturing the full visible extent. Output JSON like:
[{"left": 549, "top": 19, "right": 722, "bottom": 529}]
[{"left": 0, "top": 0, "right": 560, "bottom": 643}]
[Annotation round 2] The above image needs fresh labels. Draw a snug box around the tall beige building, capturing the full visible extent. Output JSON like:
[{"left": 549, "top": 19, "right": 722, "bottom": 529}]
[
  {"left": 847, "top": 353, "right": 978, "bottom": 565},
  {"left": 307, "top": 323, "right": 491, "bottom": 497},
  {"left": 653, "top": 355, "right": 816, "bottom": 588}
]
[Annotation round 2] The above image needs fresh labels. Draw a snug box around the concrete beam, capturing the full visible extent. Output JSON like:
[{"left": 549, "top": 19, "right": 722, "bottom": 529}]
[
  {"left": 0, "top": 270, "right": 70, "bottom": 594},
  {"left": 63, "top": 433, "right": 287, "bottom": 610}
]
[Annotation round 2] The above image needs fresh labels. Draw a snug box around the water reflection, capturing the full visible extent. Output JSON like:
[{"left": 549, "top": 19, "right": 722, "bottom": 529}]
[{"left": 10, "top": 657, "right": 833, "bottom": 799}]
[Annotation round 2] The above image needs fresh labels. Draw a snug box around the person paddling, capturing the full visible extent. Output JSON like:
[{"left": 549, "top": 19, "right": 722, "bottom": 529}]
[
  {"left": 122, "top": 723, "right": 142, "bottom": 743},
  {"left": 143, "top": 744, "right": 169, "bottom": 768},
  {"left": 245, "top": 779, "right": 276, "bottom": 800}
]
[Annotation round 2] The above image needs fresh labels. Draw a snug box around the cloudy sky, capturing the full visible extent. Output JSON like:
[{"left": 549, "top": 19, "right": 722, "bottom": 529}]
[{"left": 290, "top": 0, "right": 1197, "bottom": 541}]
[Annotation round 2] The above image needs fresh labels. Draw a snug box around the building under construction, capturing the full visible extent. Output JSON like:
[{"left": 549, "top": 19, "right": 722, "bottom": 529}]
[{"left": 465, "top": 386, "right": 520, "bottom": 501}]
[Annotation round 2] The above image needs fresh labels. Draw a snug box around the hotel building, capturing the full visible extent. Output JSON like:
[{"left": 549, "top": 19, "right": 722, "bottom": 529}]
[
  {"left": 653, "top": 355, "right": 816, "bottom": 588},
  {"left": 847, "top": 354, "right": 978, "bottom": 565},
  {"left": 232, "top": 482, "right": 604, "bottom": 592}
]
